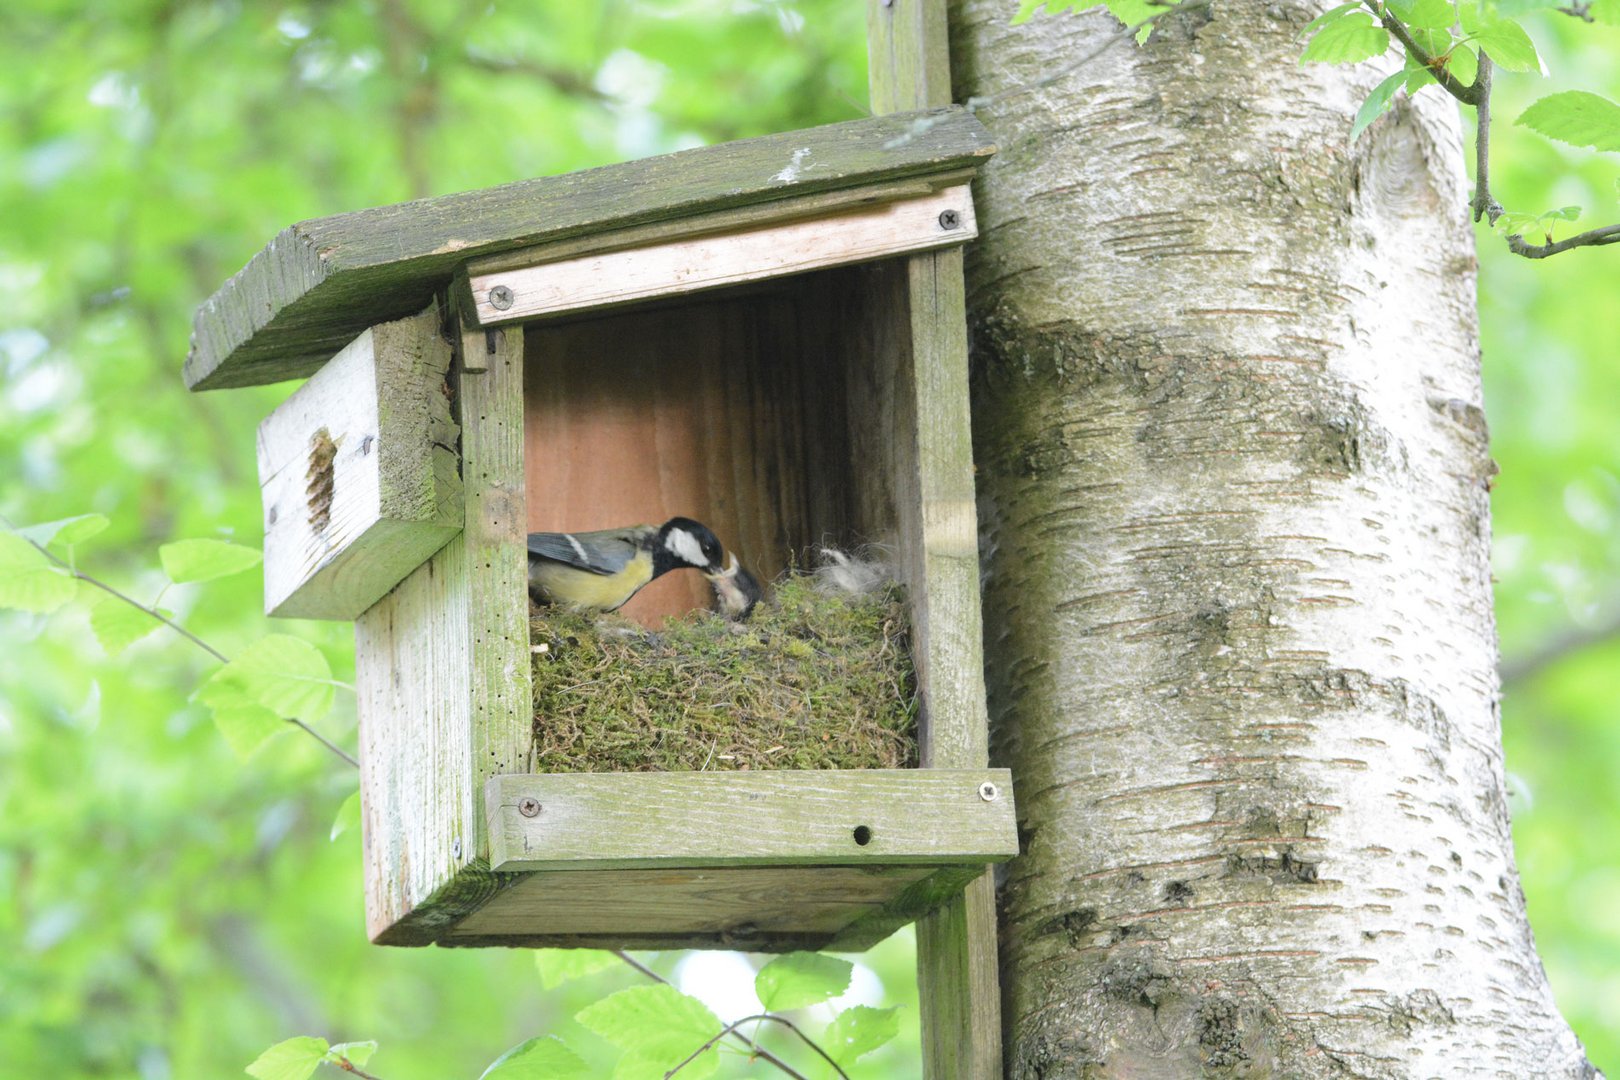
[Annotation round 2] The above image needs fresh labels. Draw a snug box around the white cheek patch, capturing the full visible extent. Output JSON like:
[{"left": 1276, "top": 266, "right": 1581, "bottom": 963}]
[{"left": 665, "top": 528, "right": 707, "bottom": 567}]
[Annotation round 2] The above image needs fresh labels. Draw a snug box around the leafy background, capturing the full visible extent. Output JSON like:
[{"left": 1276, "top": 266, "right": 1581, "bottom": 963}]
[{"left": 0, "top": 0, "right": 1615, "bottom": 1075}]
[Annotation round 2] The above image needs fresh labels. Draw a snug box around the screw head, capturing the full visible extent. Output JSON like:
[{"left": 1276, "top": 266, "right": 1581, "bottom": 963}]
[
  {"left": 488, "top": 284, "right": 515, "bottom": 311},
  {"left": 938, "top": 209, "right": 962, "bottom": 230},
  {"left": 978, "top": 781, "right": 999, "bottom": 802},
  {"left": 451, "top": 837, "right": 462, "bottom": 858},
  {"left": 518, "top": 797, "right": 542, "bottom": 818}
]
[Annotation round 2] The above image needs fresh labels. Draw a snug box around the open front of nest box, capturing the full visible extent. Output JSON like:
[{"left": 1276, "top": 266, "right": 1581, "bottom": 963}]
[{"left": 186, "top": 107, "right": 1018, "bottom": 951}]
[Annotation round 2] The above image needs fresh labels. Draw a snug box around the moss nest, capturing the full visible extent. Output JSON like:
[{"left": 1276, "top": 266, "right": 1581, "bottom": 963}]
[{"left": 530, "top": 566, "right": 917, "bottom": 772}]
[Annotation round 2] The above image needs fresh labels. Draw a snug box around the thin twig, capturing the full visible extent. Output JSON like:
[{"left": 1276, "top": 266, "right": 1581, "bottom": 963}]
[
  {"left": 1472, "top": 53, "right": 1501, "bottom": 224},
  {"left": 335, "top": 1058, "right": 384, "bottom": 1080},
  {"left": 966, "top": 0, "right": 1213, "bottom": 112},
  {"left": 611, "top": 952, "right": 811, "bottom": 1080},
  {"left": 1500, "top": 604, "right": 1620, "bottom": 685},
  {"left": 462, "top": 49, "right": 611, "bottom": 101},
  {"left": 665, "top": 1014, "right": 848, "bottom": 1080},
  {"left": 1, "top": 518, "right": 359, "bottom": 769},
  {"left": 1557, "top": 1, "right": 1594, "bottom": 20},
  {"left": 1504, "top": 222, "right": 1620, "bottom": 257}
]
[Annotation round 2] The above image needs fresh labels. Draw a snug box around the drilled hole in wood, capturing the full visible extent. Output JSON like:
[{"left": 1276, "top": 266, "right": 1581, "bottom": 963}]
[
  {"left": 852, "top": 825, "right": 873, "bottom": 846},
  {"left": 306, "top": 427, "right": 337, "bottom": 534}
]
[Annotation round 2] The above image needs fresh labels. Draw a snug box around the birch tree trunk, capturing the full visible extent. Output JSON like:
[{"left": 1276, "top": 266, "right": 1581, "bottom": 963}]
[{"left": 947, "top": 1, "right": 1599, "bottom": 1075}]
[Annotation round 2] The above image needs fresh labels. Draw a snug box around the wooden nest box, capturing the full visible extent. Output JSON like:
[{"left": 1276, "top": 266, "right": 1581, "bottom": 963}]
[{"left": 187, "top": 107, "right": 1016, "bottom": 951}]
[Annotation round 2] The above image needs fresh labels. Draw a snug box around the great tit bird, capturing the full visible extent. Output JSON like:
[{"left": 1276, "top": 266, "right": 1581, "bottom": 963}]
[
  {"left": 527, "top": 517, "right": 729, "bottom": 613},
  {"left": 705, "top": 554, "right": 763, "bottom": 620}
]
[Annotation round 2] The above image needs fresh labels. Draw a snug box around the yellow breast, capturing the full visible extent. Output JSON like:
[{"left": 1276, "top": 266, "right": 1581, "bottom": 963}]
[{"left": 532, "top": 549, "right": 654, "bottom": 612}]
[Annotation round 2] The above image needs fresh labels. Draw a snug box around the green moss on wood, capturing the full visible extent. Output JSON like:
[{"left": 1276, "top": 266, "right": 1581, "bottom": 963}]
[{"left": 530, "top": 573, "right": 918, "bottom": 772}]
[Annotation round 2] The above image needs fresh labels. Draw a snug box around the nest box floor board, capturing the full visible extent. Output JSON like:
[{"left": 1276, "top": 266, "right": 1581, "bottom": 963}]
[{"left": 443, "top": 864, "right": 939, "bottom": 951}]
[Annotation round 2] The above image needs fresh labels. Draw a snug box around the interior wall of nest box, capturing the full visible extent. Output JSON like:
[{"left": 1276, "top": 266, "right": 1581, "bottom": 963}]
[{"left": 523, "top": 260, "right": 910, "bottom": 626}]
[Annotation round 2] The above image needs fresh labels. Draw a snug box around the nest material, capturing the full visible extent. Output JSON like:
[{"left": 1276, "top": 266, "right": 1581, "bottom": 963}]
[{"left": 529, "top": 564, "right": 917, "bottom": 772}]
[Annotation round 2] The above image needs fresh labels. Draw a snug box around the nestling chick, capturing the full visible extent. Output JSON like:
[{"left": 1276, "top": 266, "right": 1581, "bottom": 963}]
[
  {"left": 527, "top": 517, "right": 728, "bottom": 612},
  {"left": 705, "top": 554, "right": 764, "bottom": 620}
]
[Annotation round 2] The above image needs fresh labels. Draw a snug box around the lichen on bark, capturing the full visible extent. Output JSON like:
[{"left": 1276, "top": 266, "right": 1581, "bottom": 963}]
[{"left": 949, "top": 0, "right": 1598, "bottom": 1075}]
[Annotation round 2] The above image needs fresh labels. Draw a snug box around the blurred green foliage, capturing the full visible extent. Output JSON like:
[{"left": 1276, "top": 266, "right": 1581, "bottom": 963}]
[
  {"left": 1478, "top": 13, "right": 1620, "bottom": 1068},
  {"left": 0, "top": 0, "right": 1615, "bottom": 1076}
]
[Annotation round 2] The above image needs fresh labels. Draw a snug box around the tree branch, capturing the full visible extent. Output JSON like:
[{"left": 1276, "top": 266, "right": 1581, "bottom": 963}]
[
  {"left": 462, "top": 49, "right": 609, "bottom": 102},
  {"left": 1500, "top": 605, "right": 1620, "bottom": 685},
  {"left": 1472, "top": 53, "right": 1501, "bottom": 224},
  {"left": 664, "top": 1014, "right": 848, "bottom": 1080},
  {"left": 1362, "top": 0, "right": 1481, "bottom": 105},
  {"left": 1504, "top": 222, "right": 1620, "bottom": 257},
  {"left": 611, "top": 952, "right": 811, "bottom": 1080}
]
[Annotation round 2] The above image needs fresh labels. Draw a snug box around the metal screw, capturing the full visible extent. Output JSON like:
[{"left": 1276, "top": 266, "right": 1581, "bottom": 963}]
[
  {"left": 488, "top": 284, "right": 515, "bottom": 311},
  {"left": 938, "top": 209, "right": 962, "bottom": 230},
  {"left": 451, "top": 837, "right": 462, "bottom": 858},
  {"left": 978, "top": 781, "right": 999, "bottom": 802},
  {"left": 518, "top": 797, "right": 542, "bottom": 818}
]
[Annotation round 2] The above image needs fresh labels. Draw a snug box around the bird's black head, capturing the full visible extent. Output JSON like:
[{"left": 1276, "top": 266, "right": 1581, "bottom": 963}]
[{"left": 654, "top": 517, "right": 726, "bottom": 576}]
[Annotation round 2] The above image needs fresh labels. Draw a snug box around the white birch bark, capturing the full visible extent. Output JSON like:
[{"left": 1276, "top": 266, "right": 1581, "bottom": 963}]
[{"left": 948, "top": 1, "right": 1599, "bottom": 1074}]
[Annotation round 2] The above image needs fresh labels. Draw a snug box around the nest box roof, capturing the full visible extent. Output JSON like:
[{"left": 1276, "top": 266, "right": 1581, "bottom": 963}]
[{"left": 184, "top": 107, "right": 995, "bottom": 392}]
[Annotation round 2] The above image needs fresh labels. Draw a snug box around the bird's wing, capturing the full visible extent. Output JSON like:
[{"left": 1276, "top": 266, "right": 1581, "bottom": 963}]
[{"left": 526, "top": 526, "right": 654, "bottom": 577}]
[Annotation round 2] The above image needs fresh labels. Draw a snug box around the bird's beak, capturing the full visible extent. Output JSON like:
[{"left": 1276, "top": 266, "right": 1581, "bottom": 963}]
[{"left": 704, "top": 552, "right": 740, "bottom": 582}]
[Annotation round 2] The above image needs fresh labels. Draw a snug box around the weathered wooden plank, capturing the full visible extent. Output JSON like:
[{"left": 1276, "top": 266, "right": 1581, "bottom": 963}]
[
  {"left": 904, "top": 246, "right": 1006, "bottom": 1079},
  {"left": 869, "top": 0, "right": 955, "bottom": 115},
  {"left": 354, "top": 303, "right": 531, "bottom": 946},
  {"left": 355, "top": 534, "right": 474, "bottom": 943},
  {"left": 185, "top": 107, "right": 995, "bottom": 391},
  {"left": 446, "top": 864, "right": 937, "bottom": 946},
  {"left": 467, "top": 185, "right": 977, "bottom": 325},
  {"left": 486, "top": 769, "right": 1015, "bottom": 872},
  {"left": 456, "top": 309, "right": 533, "bottom": 856},
  {"left": 257, "top": 308, "right": 461, "bottom": 620},
  {"left": 869, "top": 6, "right": 1008, "bottom": 1076},
  {"left": 465, "top": 172, "right": 967, "bottom": 275}
]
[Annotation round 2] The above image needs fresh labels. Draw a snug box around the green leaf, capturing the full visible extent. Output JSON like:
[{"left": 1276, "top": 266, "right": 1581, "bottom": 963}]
[
  {"left": 1302, "top": 13, "right": 1390, "bottom": 64},
  {"left": 823, "top": 1006, "right": 899, "bottom": 1067},
  {"left": 197, "top": 635, "right": 334, "bottom": 721},
  {"left": 159, "top": 538, "right": 262, "bottom": 584},
  {"left": 1407, "top": 26, "right": 1453, "bottom": 56},
  {"left": 1301, "top": 1, "right": 1363, "bottom": 35},
  {"left": 575, "top": 985, "right": 720, "bottom": 1078},
  {"left": 330, "top": 790, "right": 362, "bottom": 841},
  {"left": 1545, "top": 205, "right": 1583, "bottom": 221},
  {"left": 480, "top": 1036, "right": 590, "bottom": 1079},
  {"left": 1518, "top": 91, "right": 1620, "bottom": 153},
  {"left": 1494, "top": 210, "right": 1543, "bottom": 234},
  {"left": 245, "top": 1036, "right": 328, "bottom": 1080},
  {"left": 535, "top": 948, "right": 620, "bottom": 989},
  {"left": 1462, "top": 12, "right": 1540, "bottom": 72},
  {"left": 325, "top": 1041, "right": 377, "bottom": 1068},
  {"left": 1350, "top": 68, "right": 1410, "bottom": 140},
  {"left": 1387, "top": 0, "right": 1456, "bottom": 29},
  {"left": 0, "top": 533, "right": 76, "bottom": 613},
  {"left": 211, "top": 705, "right": 288, "bottom": 759},
  {"left": 1446, "top": 44, "right": 1479, "bottom": 87},
  {"left": 19, "top": 513, "right": 110, "bottom": 552},
  {"left": 755, "top": 952, "right": 853, "bottom": 1011},
  {"left": 89, "top": 596, "right": 170, "bottom": 655}
]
